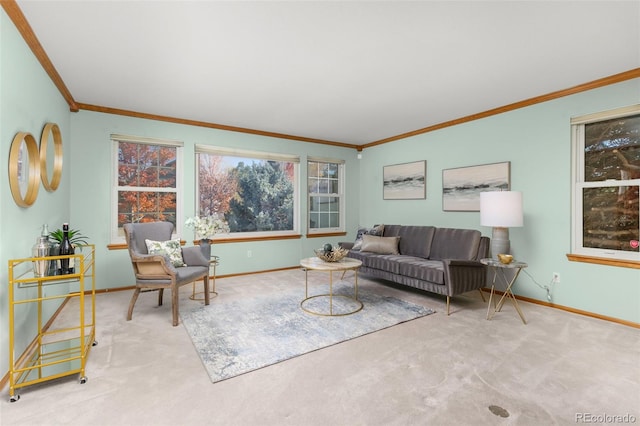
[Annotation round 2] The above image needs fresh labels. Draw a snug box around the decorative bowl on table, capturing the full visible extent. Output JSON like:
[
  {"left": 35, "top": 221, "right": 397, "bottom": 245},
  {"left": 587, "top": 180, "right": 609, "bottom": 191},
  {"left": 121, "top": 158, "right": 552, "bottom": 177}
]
[
  {"left": 497, "top": 254, "right": 514, "bottom": 264},
  {"left": 314, "top": 246, "right": 349, "bottom": 262}
]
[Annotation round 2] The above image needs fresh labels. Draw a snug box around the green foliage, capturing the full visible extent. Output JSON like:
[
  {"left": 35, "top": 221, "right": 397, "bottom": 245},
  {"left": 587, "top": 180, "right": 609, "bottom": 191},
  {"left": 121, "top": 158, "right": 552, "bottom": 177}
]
[
  {"left": 227, "top": 161, "right": 294, "bottom": 232},
  {"left": 49, "top": 228, "right": 89, "bottom": 247}
]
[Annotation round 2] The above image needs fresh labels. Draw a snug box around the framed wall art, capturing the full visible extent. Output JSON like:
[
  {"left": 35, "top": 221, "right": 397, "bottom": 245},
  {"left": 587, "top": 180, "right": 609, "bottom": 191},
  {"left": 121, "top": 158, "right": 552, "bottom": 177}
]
[
  {"left": 383, "top": 160, "right": 426, "bottom": 200},
  {"left": 442, "top": 161, "right": 510, "bottom": 211}
]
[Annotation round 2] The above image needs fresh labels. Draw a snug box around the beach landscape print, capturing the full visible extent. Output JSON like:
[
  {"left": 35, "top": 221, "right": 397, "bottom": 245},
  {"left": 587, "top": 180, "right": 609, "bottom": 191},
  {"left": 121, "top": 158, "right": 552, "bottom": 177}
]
[
  {"left": 442, "top": 161, "right": 510, "bottom": 211},
  {"left": 383, "top": 160, "right": 426, "bottom": 200}
]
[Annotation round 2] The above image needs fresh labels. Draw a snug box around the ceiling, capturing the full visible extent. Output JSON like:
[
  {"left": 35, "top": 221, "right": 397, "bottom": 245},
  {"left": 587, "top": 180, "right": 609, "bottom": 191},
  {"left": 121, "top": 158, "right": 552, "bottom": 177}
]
[{"left": 14, "top": 1, "right": 640, "bottom": 146}]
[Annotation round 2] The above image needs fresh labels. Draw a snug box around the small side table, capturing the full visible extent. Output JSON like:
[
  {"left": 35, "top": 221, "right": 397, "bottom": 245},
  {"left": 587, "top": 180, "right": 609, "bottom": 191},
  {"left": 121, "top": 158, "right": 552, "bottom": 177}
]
[
  {"left": 481, "top": 258, "right": 528, "bottom": 324},
  {"left": 299, "top": 257, "right": 363, "bottom": 316},
  {"left": 190, "top": 256, "right": 220, "bottom": 301}
]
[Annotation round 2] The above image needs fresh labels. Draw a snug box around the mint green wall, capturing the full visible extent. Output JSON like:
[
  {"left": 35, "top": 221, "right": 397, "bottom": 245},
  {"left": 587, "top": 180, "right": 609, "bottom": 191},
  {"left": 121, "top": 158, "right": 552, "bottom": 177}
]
[
  {"left": 359, "top": 79, "right": 640, "bottom": 323},
  {"left": 1, "top": 11, "right": 72, "bottom": 384},
  {"left": 69, "top": 111, "right": 361, "bottom": 290},
  {"left": 1, "top": 5, "right": 639, "bottom": 386}
]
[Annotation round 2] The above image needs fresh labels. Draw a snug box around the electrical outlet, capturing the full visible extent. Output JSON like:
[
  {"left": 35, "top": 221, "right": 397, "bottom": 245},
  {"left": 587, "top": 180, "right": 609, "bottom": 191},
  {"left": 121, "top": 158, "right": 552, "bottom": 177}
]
[
  {"left": 247, "top": 250, "right": 252, "bottom": 258},
  {"left": 552, "top": 272, "right": 560, "bottom": 283}
]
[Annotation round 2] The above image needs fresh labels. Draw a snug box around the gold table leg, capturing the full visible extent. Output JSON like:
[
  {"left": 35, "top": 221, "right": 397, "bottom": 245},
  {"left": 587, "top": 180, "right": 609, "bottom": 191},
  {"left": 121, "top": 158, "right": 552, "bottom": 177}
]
[
  {"left": 190, "top": 260, "right": 218, "bottom": 301},
  {"left": 487, "top": 267, "right": 527, "bottom": 324},
  {"left": 300, "top": 267, "right": 363, "bottom": 317}
]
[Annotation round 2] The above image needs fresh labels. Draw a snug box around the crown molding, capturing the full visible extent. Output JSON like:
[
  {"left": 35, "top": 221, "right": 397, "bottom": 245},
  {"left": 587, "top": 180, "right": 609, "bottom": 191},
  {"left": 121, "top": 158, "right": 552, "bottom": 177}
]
[
  {"left": 5, "top": 1, "right": 638, "bottom": 150},
  {"left": 75, "top": 103, "right": 358, "bottom": 149},
  {"left": 363, "top": 68, "right": 640, "bottom": 149}
]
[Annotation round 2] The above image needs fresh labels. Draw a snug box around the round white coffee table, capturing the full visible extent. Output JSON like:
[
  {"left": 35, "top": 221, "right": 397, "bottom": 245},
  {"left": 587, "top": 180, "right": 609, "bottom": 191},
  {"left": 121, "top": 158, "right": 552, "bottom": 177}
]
[{"left": 300, "top": 257, "right": 363, "bottom": 316}]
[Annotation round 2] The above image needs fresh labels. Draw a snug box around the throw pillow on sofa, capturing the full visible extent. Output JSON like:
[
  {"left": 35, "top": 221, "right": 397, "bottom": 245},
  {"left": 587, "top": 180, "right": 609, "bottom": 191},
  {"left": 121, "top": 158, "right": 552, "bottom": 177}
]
[
  {"left": 360, "top": 234, "right": 400, "bottom": 255},
  {"left": 145, "top": 238, "right": 185, "bottom": 267},
  {"left": 352, "top": 224, "right": 385, "bottom": 250}
]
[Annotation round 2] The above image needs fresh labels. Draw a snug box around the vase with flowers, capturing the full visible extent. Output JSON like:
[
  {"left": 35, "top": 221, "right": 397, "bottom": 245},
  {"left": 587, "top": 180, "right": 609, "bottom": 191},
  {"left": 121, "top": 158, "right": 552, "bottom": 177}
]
[{"left": 185, "top": 213, "right": 230, "bottom": 259}]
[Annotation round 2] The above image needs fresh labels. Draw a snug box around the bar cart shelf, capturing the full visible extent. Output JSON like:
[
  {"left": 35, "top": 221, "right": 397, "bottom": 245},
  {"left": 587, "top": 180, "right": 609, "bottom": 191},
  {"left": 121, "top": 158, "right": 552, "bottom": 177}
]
[{"left": 7, "top": 245, "right": 97, "bottom": 402}]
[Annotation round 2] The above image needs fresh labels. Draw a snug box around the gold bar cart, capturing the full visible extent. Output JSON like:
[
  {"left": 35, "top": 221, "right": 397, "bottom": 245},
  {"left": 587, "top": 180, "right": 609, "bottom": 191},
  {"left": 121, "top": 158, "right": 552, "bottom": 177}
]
[{"left": 7, "top": 245, "right": 97, "bottom": 402}]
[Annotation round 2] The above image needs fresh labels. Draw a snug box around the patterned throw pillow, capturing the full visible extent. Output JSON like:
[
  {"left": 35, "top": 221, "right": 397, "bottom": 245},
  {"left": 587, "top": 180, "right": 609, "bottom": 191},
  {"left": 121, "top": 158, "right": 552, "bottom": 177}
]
[
  {"left": 145, "top": 238, "right": 185, "bottom": 267},
  {"left": 352, "top": 224, "right": 385, "bottom": 250}
]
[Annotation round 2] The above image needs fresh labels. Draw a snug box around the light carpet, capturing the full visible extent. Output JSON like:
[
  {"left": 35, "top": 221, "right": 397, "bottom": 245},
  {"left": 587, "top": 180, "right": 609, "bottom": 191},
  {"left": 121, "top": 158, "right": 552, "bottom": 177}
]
[{"left": 180, "top": 282, "right": 435, "bottom": 383}]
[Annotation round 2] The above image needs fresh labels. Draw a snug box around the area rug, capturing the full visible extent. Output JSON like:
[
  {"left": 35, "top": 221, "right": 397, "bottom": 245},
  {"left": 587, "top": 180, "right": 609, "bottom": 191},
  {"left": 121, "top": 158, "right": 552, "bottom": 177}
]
[{"left": 180, "top": 283, "right": 435, "bottom": 383}]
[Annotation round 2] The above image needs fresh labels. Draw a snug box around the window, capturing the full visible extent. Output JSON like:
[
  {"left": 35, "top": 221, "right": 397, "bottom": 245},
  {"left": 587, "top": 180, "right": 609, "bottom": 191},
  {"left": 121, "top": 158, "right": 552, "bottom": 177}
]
[
  {"left": 195, "top": 145, "right": 299, "bottom": 239},
  {"left": 571, "top": 105, "right": 640, "bottom": 262},
  {"left": 307, "top": 158, "right": 345, "bottom": 234},
  {"left": 111, "top": 135, "right": 183, "bottom": 243}
]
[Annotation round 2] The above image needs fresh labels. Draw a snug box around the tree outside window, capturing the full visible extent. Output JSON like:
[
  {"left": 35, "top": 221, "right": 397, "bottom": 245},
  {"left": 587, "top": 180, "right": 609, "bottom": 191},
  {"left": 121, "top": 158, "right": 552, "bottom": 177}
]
[
  {"left": 572, "top": 107, "right": 640, "bottom": 261},
  {"left": 114, "top": 139, "right": 181, "bottom": 241},
  {"left": 196, "top": 148, "right": 298, "bottom": 237}
]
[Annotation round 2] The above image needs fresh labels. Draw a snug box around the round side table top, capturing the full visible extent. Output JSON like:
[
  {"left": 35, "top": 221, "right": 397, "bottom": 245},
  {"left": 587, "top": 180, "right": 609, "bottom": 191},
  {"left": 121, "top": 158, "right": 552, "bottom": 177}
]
[
  {"left": 300, "top": 257, "right": 362, "bottom": 271},
  {"left": 481, "top": 258, "right": 528, "bottom": 268}
]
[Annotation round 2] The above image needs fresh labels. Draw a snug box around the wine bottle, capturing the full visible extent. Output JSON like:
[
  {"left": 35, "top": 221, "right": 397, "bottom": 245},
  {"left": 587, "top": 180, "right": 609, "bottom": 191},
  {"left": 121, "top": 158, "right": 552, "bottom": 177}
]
[{"left": 58, "top": 223, "right": 75, "bottom": 274}]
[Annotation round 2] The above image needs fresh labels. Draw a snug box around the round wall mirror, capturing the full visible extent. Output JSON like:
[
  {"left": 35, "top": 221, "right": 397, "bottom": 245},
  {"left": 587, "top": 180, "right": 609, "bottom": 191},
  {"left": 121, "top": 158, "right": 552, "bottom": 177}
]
[
  {"left": 40, "top": 122, "right": 63, "bottom": 192},
  {"left": 9, "top": 132, "right": 40, "bottom": 207}
]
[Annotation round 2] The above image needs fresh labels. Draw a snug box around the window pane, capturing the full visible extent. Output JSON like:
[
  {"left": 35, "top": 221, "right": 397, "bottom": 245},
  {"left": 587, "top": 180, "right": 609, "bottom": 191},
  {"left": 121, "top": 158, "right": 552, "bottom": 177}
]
[
  {"left": 582, "top": 186, "right": 639, "bottom": 252},
  {"left": 328, "top": 163, "right": 338, "bottom": 178},
  {"left": 118, "top": 191, "right": 177, "bottom": 227},
  {"left": 118, "top": 142, "right": 177, "bottom": 188},
  {"left": 584, "top": 114, "right": 640, "bottom": 182},
  {"left": 309, "top": 197, "right": 340, "bottom": 229},
  {"left": 329, "top": 179, "right": 339, "bottom": 194},
  {"left": 310, "top": 212, "right": 320, "bottom": 229},
  {"left": 308, "top": 162, "right": 321, "bottom": 178},
  {"left": 307, "top": 160, "right": 343, "bottom": 232},
  {"left": 329, "top": 212, "right": 340, "bottom": 228},
  {"left": 308, "top": 178, "right": 320, "bottom": 193},
  {"left": 198, "top": 153, "right": 295, "bottom": 233}
]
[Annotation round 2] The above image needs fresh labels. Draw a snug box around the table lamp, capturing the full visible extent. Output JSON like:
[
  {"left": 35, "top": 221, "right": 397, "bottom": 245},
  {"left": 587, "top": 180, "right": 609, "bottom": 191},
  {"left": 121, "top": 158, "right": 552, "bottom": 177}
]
[{"left": 480, "top": 191, "right": 523, "bottom": 258}]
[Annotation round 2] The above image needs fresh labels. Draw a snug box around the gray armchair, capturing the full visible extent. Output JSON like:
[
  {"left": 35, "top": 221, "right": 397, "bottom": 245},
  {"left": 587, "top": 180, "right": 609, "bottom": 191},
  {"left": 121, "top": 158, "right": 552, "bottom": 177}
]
[{"left": 123, "top": 221, "right": 210, "bottom": 326}]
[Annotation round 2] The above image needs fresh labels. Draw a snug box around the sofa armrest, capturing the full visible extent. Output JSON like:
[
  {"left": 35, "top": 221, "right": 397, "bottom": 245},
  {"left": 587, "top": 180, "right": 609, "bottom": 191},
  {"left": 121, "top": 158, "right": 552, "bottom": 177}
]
[
  {"left": 339, "top": 241, "right": 354, "bottom": 250},
  {"left": 442, "top": 259, "right": 487, "bottom": 296}
]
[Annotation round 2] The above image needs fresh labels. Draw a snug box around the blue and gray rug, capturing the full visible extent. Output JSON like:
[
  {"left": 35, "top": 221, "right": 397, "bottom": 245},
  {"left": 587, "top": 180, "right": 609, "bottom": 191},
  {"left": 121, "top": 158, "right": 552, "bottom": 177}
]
[{"left": 181, "top": 283, "right": 435, "bottom": 383}]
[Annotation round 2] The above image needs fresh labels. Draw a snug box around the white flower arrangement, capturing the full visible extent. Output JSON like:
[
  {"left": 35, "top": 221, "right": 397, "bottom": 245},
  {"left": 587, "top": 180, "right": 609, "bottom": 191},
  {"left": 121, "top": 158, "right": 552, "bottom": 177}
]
[{"left": 185, "top": 214, "right": 230, "bottom": 240}]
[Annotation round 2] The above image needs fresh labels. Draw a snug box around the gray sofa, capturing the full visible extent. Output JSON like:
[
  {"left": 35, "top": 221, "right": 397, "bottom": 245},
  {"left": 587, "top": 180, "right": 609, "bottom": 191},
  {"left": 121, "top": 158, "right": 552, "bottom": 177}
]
[{"left": 340, "top": 225, "right": 489, "bottom": 314}]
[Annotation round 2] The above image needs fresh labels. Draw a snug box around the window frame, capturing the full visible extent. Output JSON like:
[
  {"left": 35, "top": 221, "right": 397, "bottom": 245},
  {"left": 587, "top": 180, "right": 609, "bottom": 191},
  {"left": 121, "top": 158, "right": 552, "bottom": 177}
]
[
  {"left": 307, "top": 157, "right": 346, "bottom": 235},
  {"left": 195, "top": 145, "right": 300, "bottom": 240},
  {"left": 571, "top": 104, "right": 640, "bottom": 263},
  {"left": 111, "top": 134, "right": 183, "bottom": 244}
]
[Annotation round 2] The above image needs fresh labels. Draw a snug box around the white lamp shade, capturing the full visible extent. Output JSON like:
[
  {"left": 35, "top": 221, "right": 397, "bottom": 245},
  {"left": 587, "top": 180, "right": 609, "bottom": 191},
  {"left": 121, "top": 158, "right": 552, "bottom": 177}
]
[{"left": 480, "top": 191, "right": 523, "bottom": 227}]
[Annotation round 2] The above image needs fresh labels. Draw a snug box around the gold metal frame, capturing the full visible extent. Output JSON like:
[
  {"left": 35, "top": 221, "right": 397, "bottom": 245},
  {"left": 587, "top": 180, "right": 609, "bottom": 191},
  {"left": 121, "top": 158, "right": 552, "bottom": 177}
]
[
  {"left": 8, "top": 245, "right": 97, "bottom": 402},
  {"left": 8, "top": 132, "right": 40, "bottom": 207},
  {"left": 39, "top": 122, "right": 63, "bottom": 192},
  {"left": 190, "top": 256, "right": 220, "bottom": 300},
  {"left": 300, "top": 257, "right": 363, "bottom": 317},
  {"left": 482, "top": 258, "right": 528, "bottom": 324}
]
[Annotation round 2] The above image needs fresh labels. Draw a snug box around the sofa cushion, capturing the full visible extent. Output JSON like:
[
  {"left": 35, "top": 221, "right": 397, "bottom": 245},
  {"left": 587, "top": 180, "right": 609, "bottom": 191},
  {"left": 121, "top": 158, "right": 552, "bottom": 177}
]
[
  {"left": 360, "top": 235, "right": 400, "bottom": 255},
  {"left": 395, "top": 258, "right": 445, "bottom": 284},
  {"left": 352, "top": 224, "right": 385, "bottom": 250},
  {"left": 428, "top": 228, "right": 481, "bottom": 261},
  {"left": 363, "top": 254, "right": 402, "bottom": 274},
  {"left": 384, "top": 225, "right": 435, "bottom": 258}
]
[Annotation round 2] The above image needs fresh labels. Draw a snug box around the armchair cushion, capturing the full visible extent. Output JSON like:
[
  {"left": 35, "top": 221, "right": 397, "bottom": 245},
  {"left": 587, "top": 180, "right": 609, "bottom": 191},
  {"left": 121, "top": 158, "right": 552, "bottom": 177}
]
[
  {"left": 145, "top": 238, "right": 185, "bottom": 267},
  {"left": 182, "top": 246, "right": 209, "bottom": 267}
]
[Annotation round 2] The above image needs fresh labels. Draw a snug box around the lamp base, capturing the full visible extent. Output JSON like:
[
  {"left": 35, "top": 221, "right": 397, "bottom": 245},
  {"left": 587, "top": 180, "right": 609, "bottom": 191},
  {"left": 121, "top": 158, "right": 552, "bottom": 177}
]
[{"left": 490, "top": 227, "right": 510, "bottom": 259}]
